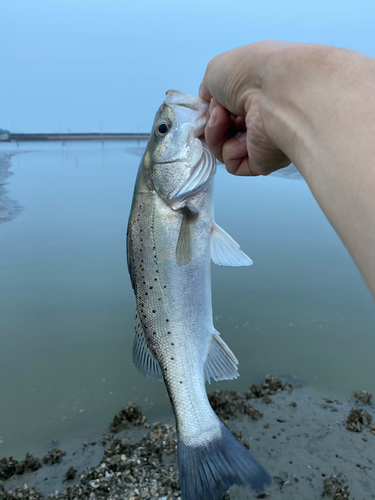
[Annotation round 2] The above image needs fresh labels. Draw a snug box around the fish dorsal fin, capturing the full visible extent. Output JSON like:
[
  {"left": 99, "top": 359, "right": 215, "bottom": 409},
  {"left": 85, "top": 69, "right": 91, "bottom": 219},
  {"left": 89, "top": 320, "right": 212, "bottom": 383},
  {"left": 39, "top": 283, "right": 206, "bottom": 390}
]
[
  {"left": 210, "top": 222, "right": 253, "bottom": 267},
  {"left": 133, "top": 312, "right": 163, "bottom": 382},
  {"left": 204, "top": 331, "right": 239, "bottom": 384},
  {"left": 176, "top": 206, "right": 199, "bottom": 267},
  {"left": 172, "top": 144, "right": 216, "bottom": 204}
]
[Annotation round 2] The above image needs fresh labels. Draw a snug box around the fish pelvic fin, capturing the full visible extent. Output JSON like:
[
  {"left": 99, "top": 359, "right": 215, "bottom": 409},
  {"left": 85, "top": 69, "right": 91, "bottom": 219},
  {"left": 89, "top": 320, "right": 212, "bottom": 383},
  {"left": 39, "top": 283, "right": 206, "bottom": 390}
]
[
  {"left": 210, "top": 222, "right": 253, "bottom": 266},
  {"left": 133, "top": 311, "right": 163, "bottom": 382},
  {"left": 177, "top": 421, "right": 272, "bottom": 500},
  {"left": 204, "top": 331, "right": 239, "bottom": 384}
]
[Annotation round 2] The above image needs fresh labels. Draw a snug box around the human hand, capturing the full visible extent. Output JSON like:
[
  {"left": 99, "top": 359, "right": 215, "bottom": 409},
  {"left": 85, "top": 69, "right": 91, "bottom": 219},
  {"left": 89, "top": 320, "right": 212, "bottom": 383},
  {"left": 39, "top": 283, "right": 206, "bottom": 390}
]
[{"left": 199, "top": 42, "right": 292, "bottom": 176}]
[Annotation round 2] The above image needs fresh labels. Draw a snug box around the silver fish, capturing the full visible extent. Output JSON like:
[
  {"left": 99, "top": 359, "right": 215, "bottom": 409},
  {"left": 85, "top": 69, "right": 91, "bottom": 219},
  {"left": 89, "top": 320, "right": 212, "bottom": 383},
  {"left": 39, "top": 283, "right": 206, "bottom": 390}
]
[{"left": 126, "top": 90, "right": 271, "bottom": 500}]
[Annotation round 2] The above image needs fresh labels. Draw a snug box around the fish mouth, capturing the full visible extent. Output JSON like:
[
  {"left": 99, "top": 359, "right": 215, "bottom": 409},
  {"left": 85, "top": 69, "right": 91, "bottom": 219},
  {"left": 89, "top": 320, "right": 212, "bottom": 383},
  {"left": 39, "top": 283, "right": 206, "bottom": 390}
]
[
  {"left": 155, "top": 158, "right": 182, "bottom": 165},
  {"left": 165, "top": 89, "right": 198, "bottom": 106},
  {"left": 174, "top": 102, "right": 200, "bottom": 111},
  {"left": 165, "top": 89, "right": 208, "bottom": 137}
]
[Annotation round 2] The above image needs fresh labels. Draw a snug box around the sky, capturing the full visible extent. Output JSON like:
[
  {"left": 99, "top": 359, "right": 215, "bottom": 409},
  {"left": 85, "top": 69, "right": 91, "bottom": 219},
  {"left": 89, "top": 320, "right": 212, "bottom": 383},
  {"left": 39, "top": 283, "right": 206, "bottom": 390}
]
[{"left": 1, "top": 0, "right": 375, "bottom": 133}]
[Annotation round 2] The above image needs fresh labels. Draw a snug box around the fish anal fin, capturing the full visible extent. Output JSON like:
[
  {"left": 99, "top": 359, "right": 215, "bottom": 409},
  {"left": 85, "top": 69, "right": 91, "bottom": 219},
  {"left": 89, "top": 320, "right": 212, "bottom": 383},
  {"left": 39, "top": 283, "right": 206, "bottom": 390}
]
[
  {"left": 210, "top": 222, "right": 253, "bottom": 267},
  {"left": 133, "top": 312, "right": 163, "bottom": 382},
  {"left": 204, "top": 331, "right": 239, "bottom": 384},
  {"left": 176, "top": 206, "right": 199, "bottom": 267}
]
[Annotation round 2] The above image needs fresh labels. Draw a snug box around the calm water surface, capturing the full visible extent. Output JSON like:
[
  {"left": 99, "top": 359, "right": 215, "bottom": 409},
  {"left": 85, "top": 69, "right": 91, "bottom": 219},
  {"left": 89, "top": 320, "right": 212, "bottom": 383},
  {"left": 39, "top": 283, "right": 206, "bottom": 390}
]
[{"left": 0, "top": 141, "right": 374, "bottom": 458}]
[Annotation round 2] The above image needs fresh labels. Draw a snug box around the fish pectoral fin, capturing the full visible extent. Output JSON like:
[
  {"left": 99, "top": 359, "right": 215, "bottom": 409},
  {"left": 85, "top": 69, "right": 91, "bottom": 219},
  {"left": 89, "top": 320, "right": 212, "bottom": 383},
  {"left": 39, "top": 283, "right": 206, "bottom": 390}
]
[
  {"left": 133, "top": 312, "right": 163, "bottom": 382},
  {"left": 176, "top": 206, "right": 199, "bottom": 267},
  {"left": 204, "top": 331, "right": 239, "bottom": 384},
  {"left": 210, "top": 222, "right": 253, "bottom": 267}
]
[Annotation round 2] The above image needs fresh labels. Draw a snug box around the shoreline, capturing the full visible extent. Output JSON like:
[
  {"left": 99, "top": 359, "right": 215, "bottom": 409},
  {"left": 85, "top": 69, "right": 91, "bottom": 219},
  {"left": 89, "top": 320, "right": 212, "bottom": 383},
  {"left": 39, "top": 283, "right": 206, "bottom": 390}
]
[{"left": 1, "top": 378, "right": 374, "bottom": 500}]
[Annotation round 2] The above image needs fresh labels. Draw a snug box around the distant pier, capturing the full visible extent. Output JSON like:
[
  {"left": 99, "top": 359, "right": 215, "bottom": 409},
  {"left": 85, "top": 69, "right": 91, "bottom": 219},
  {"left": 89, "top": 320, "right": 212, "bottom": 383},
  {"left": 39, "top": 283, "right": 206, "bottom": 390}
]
[{"left": 0, "top": 133, "right": 149, "bottom": 142}]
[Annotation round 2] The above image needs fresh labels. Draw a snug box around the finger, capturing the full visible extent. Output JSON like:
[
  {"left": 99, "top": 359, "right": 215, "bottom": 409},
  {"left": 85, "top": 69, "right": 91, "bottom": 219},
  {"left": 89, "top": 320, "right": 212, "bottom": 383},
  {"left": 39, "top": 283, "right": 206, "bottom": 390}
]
[
  {"left": 229, "top": 115, "right": 246, "bottom": 135},
  {"left": 199, "top": 80, "right": 212, "bottom": 103},
  {"left": 204, "top": 102, "right": 231, "bottom": 163},
  {"left": 220, "top": 134, "right": 257, "bottom": 176}
]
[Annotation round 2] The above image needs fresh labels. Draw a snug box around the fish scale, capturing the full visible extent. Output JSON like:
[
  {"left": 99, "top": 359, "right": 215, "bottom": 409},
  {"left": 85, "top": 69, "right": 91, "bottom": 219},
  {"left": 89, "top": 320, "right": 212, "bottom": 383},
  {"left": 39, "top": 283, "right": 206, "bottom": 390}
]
[
  {"left": 127, "top": 90, "right": 271, "bottom": 500},
  {"left": 130, "top": 186, "right": 215, "bottom": 433}
]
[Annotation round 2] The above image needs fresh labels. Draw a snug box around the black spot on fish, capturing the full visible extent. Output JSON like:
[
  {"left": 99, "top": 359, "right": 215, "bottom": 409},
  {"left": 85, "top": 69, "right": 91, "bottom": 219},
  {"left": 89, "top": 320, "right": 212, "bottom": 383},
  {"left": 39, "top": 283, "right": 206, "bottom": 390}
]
[
  {"left": 171, "top": 357, "right": 174, "bottom": 360},
  {"left": 163, "top": 286, "right": 167, "bottom": 289},
  {"left": 171, "top": 343, "right": 174, "bottom": 346},
  {"left": 154, "top": 278, "right": 157, "bottom": 281},
  {"left": 149, "top": 286, "right": 153, "bottom": 289},
  {"left": 152, "top": 310, "right": 156, "bottom": 313},
  {"left": 167, "top": 331, "right": 171, "bottom": 334},
  {"left": 166, "top": 319, "right": 169, "bottom": 322},
  {"left": 180, "top": 381, "right": 183, "bottom": 384}
]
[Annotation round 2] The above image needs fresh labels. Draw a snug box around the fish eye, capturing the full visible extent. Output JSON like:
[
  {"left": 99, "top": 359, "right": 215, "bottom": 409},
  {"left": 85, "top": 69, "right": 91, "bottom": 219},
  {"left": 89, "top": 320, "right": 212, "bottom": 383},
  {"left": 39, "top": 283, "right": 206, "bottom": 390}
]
[{"left": 155, "top": 120, "right": 171, "bottom": 137}]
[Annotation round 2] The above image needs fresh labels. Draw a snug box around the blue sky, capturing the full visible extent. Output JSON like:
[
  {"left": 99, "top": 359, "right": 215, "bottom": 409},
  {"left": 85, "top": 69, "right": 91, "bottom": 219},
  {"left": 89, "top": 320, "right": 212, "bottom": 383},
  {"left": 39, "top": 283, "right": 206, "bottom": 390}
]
[{"left": 1, "top": 0, "right": 375, "bottom": 133}]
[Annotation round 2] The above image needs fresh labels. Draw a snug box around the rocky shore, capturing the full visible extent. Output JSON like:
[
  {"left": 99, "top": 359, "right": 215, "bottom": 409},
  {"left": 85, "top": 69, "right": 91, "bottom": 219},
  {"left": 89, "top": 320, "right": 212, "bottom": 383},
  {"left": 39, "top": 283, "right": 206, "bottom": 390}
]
[{"left": 1, "top": 377, "right": 374, "bottom": 500}]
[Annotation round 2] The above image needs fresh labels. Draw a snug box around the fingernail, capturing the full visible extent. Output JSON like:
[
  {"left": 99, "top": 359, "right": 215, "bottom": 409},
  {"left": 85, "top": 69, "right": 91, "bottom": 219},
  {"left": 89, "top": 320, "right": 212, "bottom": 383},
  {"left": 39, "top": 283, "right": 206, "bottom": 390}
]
[
  {"left": 208, "top": 106, "right": 217, "bottom": 127},
  {"left": 236, "top": 132, "right": 247, "bottom": 143}
]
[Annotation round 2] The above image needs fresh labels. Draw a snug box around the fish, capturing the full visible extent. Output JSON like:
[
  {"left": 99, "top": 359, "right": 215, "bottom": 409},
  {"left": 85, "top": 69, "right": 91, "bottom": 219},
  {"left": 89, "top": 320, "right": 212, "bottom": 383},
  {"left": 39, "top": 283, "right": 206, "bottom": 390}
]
[{"left": 126, "top": 90, "right": 272, "bottom": 500}]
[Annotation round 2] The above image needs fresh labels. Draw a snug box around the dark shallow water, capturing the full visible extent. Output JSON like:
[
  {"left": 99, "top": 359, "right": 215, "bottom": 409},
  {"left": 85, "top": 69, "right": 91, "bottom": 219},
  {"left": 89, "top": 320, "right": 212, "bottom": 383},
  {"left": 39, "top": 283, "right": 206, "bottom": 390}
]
[{"left": 0, "top": 140, "right": 374, "bottom": 458}]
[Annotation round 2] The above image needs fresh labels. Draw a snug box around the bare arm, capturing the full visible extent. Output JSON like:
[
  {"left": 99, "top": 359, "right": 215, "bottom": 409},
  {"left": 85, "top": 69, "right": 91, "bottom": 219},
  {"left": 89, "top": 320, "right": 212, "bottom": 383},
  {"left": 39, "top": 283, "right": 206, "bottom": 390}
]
[{"left": 200, "top": 41, "right": 375, "bottom": 298}]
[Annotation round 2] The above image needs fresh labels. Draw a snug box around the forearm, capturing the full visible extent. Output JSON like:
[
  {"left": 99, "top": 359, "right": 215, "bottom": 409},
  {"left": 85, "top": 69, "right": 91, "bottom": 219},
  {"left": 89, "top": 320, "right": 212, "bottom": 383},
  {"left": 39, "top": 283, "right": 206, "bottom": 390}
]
[{"left": 257, "top": 44, "right": 375, "bottom": 296}]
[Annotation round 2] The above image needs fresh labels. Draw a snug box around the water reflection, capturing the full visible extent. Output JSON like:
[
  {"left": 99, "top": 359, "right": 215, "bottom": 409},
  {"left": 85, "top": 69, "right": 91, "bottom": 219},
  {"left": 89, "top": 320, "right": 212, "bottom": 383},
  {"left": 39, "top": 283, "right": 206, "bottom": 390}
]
[{"left": 0, "top": 153, "right": 23, "bottom": 223}]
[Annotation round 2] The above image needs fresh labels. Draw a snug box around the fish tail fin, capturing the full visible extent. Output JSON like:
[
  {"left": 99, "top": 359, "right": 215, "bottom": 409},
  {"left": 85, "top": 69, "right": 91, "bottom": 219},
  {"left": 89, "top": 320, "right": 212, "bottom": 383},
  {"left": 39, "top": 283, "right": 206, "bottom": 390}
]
[{"left": 177, "top": 421, "right": 272, "bottom": 500}]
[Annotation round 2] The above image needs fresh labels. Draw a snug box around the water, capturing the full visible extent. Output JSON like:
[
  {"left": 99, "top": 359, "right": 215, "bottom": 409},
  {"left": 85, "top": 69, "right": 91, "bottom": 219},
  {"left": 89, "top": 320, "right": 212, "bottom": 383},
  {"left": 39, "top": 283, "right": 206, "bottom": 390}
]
[{"left": 0, "top": 141, "right": 374, "bottom": 459}]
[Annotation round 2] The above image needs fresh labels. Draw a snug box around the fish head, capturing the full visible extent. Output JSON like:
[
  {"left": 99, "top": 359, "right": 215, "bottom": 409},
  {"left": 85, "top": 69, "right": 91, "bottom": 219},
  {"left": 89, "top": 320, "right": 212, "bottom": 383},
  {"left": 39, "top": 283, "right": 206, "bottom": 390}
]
[{"left": 145, "top": 90, "right": 216, "bottom": 210}]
